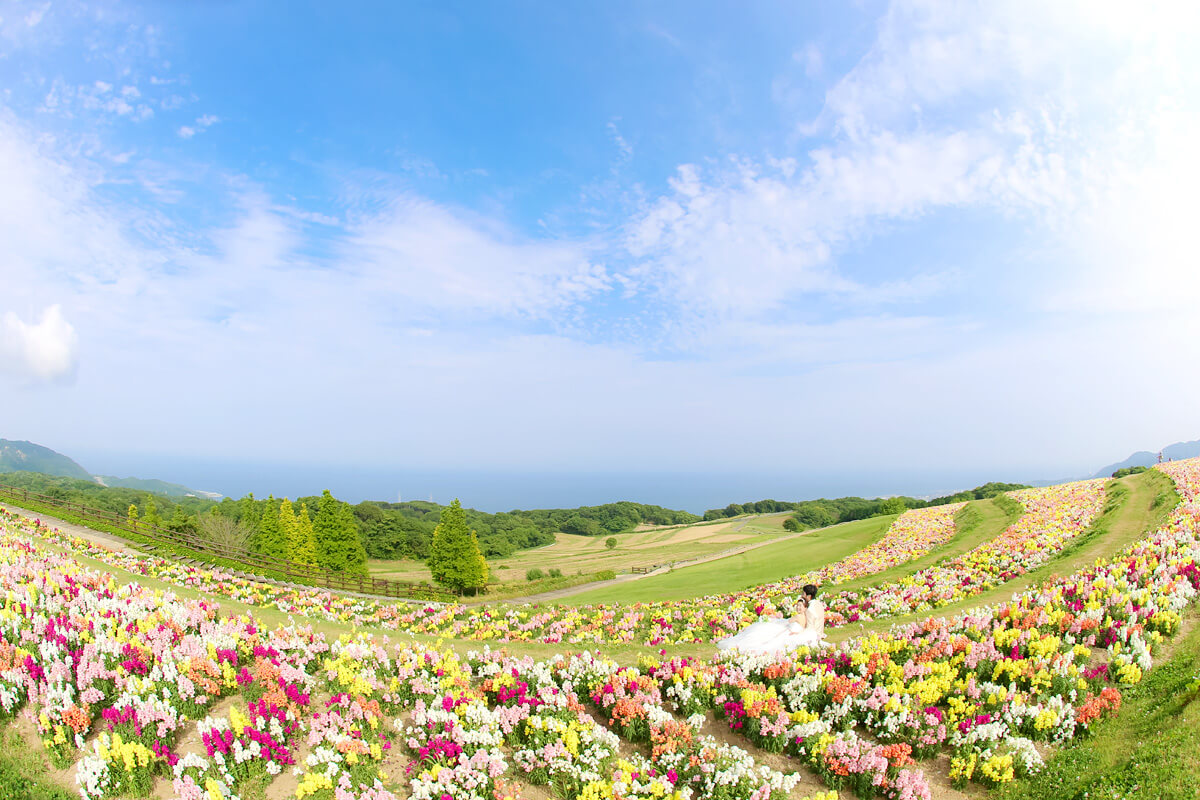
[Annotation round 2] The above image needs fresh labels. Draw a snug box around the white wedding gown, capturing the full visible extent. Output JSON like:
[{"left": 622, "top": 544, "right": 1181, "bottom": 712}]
[{"left": 717, "top": 599, "right": 826, "bottom": 654}]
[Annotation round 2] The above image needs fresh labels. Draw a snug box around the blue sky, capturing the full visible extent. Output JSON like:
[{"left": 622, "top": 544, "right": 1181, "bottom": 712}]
[{"left": 1, "top": 1, "right": 1199, "bottom": 502}]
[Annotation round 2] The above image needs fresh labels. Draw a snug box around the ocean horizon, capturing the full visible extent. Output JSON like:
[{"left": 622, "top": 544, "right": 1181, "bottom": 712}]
[{"left": 66, "top": 452, "right": 1067, "bottom": 514}]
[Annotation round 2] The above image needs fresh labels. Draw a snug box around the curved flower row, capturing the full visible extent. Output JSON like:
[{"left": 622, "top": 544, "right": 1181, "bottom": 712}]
[
  {"left": 468, "top": 646, "right": 806, "bottom": 800},
  {"left": 819, "top": 480, "right": 1107, "bottom": 626},
  {"left": 796, "top": 503, "right": 965, "bottom": 589}
]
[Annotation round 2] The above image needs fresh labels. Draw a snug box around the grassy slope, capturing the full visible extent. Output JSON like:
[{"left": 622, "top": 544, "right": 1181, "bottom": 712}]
[
  {"left": 0, "top": 727, "right": 75, "bottom": 800},
  {"left": 563, "top": 493, "right": 1021, "bottom": 607},
  {"left": 995, "top": 615, "right": 1200, "bottom": 800},
  {"left": 828, "top": 469, "right": 1180, "bottom": 643},
  {"left": 562, "top": 514, "right": 897, "bottom": 605},
  {"left": 369, "top": 513, "right": 795, "bottom": 584}
]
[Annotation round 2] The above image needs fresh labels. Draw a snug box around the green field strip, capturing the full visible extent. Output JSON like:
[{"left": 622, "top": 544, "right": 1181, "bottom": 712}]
[
  {"left": 560, "top": 514, "right": 897, "bottom": 605},
  {"left": 828, "top": 469, "right": 1180, "bottom": 642}
]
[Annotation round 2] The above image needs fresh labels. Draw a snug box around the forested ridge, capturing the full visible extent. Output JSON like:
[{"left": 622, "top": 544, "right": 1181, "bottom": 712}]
[
  {"left": 706, "top": 481, "right": 1030, "bottom": 529},
  {"left": 2, "top": 470, "right": 1031, "bottom": 563},
  {"left": 0, "top": 471, "right": 697, "bottom": 561}
]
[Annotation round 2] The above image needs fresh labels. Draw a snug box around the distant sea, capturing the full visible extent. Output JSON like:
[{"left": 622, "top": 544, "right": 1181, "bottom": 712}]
[{"left": 71, "top": 453, "right": 1051, "bottom": 514}]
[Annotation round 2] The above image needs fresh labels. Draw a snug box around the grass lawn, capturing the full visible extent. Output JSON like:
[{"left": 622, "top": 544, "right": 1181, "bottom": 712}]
[
  {"left": 995, "top": 613, "right": 1200, "bottom": 800},
  {"left": 562, "top": 514, "right": 897, "bottom": 604},
  {"left": 0, "top": 727, "right": 76, "bottom": 800},
  {"left": 368, "top": 512, "right": 796, "bottom": 584}
]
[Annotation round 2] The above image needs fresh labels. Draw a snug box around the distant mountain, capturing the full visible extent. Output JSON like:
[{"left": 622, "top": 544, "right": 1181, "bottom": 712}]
[
  {"left": 0, "top": 439, "right": 93, "bottom": 481},
  {"left": 1092, "top": 438, "right": 1200, "bottom": 478},
  {"left": 0, "top": 438, "right": 222, "bottom": 498},
  {"left": 96, "top": 475, "right": 222, "bottom": 499}
]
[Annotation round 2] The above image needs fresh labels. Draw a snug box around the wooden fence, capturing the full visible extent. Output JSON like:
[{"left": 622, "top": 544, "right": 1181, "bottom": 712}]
[{"left": 0, "top": 484, "right": 454, "bottom": 602}]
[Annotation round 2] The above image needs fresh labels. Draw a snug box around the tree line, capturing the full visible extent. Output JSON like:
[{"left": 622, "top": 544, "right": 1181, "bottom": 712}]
[
  {"left": 704, "top": 481, "right": 1030, "bottom": 531},
  {"left": 0, "top": 472, "right": 699, "bottom": 569}
]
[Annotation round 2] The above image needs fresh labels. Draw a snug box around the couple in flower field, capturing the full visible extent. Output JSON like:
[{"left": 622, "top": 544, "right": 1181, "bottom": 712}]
[{"left": 717, "top": 583, "right": 827, "bottom": 654}]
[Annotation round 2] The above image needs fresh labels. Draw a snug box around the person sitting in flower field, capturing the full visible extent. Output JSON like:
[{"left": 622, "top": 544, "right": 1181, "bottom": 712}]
[{"left": 717, "top": 583, "right": 826, "bottom": 654}]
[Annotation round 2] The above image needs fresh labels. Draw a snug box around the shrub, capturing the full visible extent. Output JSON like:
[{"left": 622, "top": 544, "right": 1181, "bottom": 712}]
[
  {"left": 596, "top": 569, "right": 616, "bottom": 580},
  {"left": 605, "top": 536, "right": 617, "bottom": 549},
  {"left": 526, "top": 568, "right": 544, "bottom": 581},
  {"left": 548, "top": 568, "right": 562, "bottom": 578}
]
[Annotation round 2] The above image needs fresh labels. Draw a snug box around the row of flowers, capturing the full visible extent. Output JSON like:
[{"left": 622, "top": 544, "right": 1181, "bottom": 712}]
[{"left": 818, "top": 480, "right": 1108, "bottom": 625}]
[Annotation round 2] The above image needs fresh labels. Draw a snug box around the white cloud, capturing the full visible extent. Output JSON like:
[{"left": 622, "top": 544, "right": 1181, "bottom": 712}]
[
  {"left": 628, "top": 0, "right": 1200, "bottom": 328},
  {"left": 24, "top": 4, "right": 50, "bottom": 28},
  {"left": 0, "top": 305, "right": 79, "bottom": 383},
  {"left": 177, "top": 125, "right": 195, "bottom": 138},
  {"left": 625, "top": 128, "right": 988, "bottom": 318},
  {"left": 344, "top": 196, "right": 610, "bottom": 318}
]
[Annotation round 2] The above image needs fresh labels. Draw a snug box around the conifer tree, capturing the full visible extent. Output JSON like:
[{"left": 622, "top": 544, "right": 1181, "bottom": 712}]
[
  {"left": 313, "top": 490, "right": 368, "bottom": 575},
  {"left": 294, "top": 502, "right": 318, "bottom": 566},
  {"left": 127, "top": 504, "right": 139, "bottom": 528},
  {"left": 142, "top": 498, "right": 162, "bottom": 529},
  {"left": 253, "top": 494, "right": 286, "bottom": 559},
  {"left": 428, "top": 499, "right": 489, "bottom": 593},
  {"left": 238, "top": 492, "right": 261, "bottom": 532},
  {"left": 278, "top": 498, "right": 299, "bottom": 555}
]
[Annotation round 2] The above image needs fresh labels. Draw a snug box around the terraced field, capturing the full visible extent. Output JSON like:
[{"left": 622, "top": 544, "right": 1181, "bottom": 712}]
[
  {"left": 0, "top": 462, "right": 1197, "bottom": 800},
  {"left": 368, "top": 511, "right": 795, "bottom": 585}
]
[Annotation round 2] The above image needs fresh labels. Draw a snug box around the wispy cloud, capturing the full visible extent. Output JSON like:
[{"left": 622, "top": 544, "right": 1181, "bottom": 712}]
[{"left": 342, "top": 196, "right": 611, "bottom": 319}]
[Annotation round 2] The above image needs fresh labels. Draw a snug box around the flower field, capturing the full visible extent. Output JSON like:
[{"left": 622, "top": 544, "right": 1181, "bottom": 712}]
[
  {"left": 0, "top": 515, "right": 836, "bottom": 800},
  {"left": 0, "top": 460, "right": 1197, "bottom": 799},
  {"left": 0, "top": 460, "right": 1195, "bottom": 796}
]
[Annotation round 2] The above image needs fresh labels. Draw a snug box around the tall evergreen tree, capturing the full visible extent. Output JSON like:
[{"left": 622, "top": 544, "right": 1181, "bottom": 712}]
[
  {"left": 253, "top": 494, "right": 286, "bottom": 559},
  {"left": 279, "top": 497, "right": 299, "bottom": 555},
  {"left": 142, "top": 497, "right": 163, "bottom": 528},
  {"left": 238, "top": 492, "right": 261, "bottom": 532},
  {"left": 428, "top": 499, "right": 489, "bottom": 593},
  {"left": 313, "top": 490, "right": 368, "bottom": 575},
  {"left": 295, "top": 502, "right": 318, "bottom": 566}
]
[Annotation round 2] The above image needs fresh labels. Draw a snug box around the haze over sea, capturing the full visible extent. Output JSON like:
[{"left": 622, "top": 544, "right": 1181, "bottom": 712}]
[{"left": 70, "top": 451, "right": 1053, "bottom": 513}]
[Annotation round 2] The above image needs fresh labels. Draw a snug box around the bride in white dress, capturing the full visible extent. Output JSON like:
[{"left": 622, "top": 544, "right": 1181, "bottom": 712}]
[{"left": 717, "top": 584, "right": 826, "bottom": 654}]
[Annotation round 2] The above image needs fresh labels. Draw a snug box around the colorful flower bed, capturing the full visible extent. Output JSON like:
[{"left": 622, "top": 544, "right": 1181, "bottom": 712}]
[
  {"left": 819, "top": 481, "right": 1107, "bottom": 625},
  {"left": 0, "top": 512, "right": 840, "bottom": 800},
  {"left": 0, "top": 460, "right": 1197, "bottom": 799}
]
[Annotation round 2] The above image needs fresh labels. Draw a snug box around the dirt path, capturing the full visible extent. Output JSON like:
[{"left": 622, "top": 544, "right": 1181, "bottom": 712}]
[{"left": 0, "top": 501, "right": 142, "bottom": 554}]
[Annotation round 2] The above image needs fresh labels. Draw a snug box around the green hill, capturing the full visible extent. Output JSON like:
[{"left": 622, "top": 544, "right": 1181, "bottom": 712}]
[
  {"left": 0, "top": 439, "right": 93, "bottom": 481},
  {"left": 96, "top": 475, "right": 221, "bottom": 498}
]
